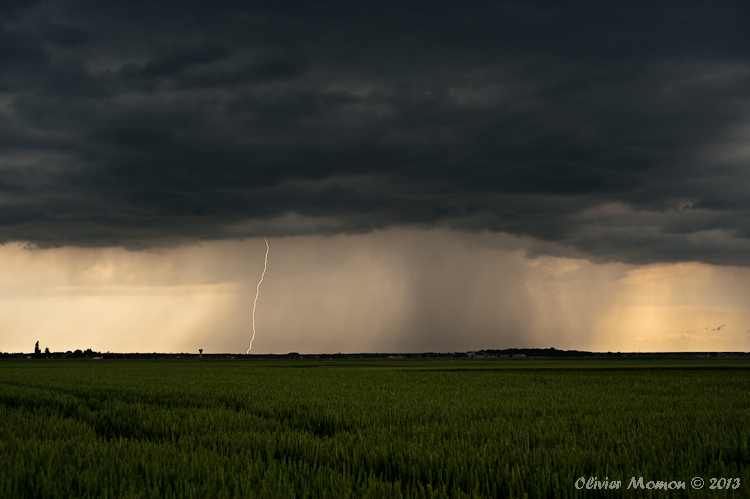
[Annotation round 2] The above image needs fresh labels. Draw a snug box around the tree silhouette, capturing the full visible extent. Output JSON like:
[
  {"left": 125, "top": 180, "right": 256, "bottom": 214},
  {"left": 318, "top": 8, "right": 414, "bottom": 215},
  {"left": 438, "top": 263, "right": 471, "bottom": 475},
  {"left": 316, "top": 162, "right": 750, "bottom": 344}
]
[{"left": 34, "top": 341, "right": 41, "bottom": 355}]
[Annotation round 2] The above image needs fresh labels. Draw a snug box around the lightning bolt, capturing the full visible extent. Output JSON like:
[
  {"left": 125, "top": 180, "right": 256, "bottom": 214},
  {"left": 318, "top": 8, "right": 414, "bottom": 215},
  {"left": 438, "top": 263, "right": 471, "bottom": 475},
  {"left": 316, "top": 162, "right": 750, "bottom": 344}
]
[{"left": 247, "top": 238, "right": 269, "bottom": 354}]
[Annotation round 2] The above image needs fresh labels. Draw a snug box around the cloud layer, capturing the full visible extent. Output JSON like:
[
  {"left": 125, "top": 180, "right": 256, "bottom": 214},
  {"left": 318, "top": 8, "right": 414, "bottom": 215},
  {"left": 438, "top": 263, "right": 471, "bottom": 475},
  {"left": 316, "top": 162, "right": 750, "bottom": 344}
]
[{"left": 2, "top": 1, "right": 750, "bottom": 265}]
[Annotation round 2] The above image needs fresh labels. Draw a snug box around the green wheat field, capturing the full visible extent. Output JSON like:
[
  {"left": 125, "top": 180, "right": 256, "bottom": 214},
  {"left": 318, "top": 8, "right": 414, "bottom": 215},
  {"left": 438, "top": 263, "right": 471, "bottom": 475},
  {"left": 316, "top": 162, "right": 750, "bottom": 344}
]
[{"left": 1, "top": 358, "right": 748, "bottom": 498}]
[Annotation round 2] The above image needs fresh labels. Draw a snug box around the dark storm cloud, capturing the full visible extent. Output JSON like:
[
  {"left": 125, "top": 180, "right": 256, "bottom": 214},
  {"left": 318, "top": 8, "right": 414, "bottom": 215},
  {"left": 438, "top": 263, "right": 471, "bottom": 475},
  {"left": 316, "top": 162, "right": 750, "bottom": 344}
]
[{"left": 2, "top": 0, "right": 750, "bottom": 264}]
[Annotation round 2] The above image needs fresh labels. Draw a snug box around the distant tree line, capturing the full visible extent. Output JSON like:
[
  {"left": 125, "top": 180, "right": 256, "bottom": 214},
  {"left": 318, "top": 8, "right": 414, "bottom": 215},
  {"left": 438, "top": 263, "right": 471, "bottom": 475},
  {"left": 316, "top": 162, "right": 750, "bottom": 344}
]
[{"left": 33, "top": 341, "right": 101, "bottom": 359}]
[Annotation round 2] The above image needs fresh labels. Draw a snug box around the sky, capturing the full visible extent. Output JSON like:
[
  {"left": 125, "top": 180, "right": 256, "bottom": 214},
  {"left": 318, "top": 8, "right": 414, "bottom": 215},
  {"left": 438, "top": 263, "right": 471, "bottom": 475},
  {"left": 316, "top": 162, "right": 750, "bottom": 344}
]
[{"left": 1, "top": 1, "right": 749, "bottom": 353}]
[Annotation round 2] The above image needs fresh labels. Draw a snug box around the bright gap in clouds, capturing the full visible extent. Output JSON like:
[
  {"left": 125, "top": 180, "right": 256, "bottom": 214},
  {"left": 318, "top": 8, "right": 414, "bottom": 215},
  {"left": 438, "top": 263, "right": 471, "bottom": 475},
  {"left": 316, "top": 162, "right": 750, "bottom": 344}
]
[{"left": 0, "top": 229, "right": 748, "bottom": 354}]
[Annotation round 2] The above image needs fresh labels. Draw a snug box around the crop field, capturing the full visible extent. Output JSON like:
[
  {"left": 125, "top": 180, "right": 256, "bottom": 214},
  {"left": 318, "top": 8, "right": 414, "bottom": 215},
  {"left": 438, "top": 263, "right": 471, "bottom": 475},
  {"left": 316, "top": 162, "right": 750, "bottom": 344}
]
[{"left": 0, "top": 358, "right": 748, "bottom": 498}]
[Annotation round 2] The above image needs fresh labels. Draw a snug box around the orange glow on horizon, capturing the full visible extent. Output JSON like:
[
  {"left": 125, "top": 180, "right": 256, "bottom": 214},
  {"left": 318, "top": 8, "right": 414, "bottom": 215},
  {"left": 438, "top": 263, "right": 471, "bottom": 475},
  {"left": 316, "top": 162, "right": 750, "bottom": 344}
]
[{"left": 0, "top": 231, "right": 748, "bottom": 354}]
